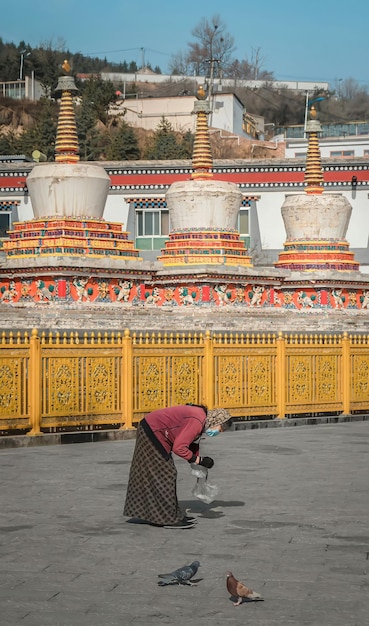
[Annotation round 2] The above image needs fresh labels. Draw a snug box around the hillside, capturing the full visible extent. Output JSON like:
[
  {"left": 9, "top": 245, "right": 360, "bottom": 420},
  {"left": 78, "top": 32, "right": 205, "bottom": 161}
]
[{"left": 0, "top": 92, "right": 286, "bottom": 160}]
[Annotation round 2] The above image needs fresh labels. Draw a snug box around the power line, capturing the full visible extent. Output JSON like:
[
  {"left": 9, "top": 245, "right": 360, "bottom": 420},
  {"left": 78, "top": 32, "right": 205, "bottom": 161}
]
[
  {"left": 82, "top": 47, "right": 143, "bottom": 56},
  {"left": 81, "top": 47, "right": 171, "bottom": 59}
]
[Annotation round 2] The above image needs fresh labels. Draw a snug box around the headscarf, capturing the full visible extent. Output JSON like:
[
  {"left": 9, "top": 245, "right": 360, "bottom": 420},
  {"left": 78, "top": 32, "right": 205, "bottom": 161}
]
[{"left": 205, "top": 408, "right": 232, "bottom": 430}]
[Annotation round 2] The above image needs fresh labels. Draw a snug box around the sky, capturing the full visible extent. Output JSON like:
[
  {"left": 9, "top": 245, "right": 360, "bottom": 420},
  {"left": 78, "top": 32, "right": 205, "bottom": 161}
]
[{"left": 3, "top": 0, "right": 369, "bottom": 88}]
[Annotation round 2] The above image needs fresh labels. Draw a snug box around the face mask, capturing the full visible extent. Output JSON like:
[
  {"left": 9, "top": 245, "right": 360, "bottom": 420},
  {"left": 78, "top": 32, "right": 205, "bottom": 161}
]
[{"left": 206, "top": 428, "right": 220, "bottom": 437}]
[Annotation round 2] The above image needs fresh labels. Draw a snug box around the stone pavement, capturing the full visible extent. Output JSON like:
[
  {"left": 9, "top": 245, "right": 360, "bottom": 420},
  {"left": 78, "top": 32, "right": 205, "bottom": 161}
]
[{"left": 1, "top": 421, "right": 369, "bottom": 626}]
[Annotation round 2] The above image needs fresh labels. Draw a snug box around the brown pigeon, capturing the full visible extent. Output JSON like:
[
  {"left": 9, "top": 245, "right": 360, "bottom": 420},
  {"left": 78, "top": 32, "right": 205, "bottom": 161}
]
[{"left": 226, "top": 571, "right": 263, "bottom": 606}]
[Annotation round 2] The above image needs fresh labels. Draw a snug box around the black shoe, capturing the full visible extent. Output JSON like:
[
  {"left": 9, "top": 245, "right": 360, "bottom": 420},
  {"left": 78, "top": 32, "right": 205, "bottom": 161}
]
[
  {"left": 184, "top": 515, "right": 197, "bottom": 523},
  {"left": 163, "top": 519, "right": 195, "bottom": 529}
]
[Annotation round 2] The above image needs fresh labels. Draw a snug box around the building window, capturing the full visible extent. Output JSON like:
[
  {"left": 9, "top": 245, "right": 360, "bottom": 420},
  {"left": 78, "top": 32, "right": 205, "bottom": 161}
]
[
  {"left": 294, "top": 152, "right": 306, "bottom": 158},
  {"left": 0, "top": 200, "right": 17, "bottom": 238},
  {"left": 330, "top": 150, "right": 355, "bottom": 157},
  {"left": 238, "top": 209, "right": 249, "bottom": 236},
  {"left": 0, "top": 213, "right": 11, "bottom": 238},
  {"left": 238, "top": 197, "right": 256, "bottom": 249},
  {"left": 136, "top": 208, "right": 170, "bottom": 250},
  {"left": 133, "top": 199, "right": 169, "bottom": 251},
  {"left": 136, "top": 210, "right": 169, "bottom": 237}
]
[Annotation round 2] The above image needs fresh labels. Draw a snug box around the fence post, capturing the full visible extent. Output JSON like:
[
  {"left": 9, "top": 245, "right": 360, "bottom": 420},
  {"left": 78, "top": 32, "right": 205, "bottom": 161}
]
[
  {"left": 203, "top": 330, "right": 214, "bottom": 409},
  {"left": 341, "top": 332, "right": 351, "bottom": 415},
  {"left": 121, "top": 328, "right": 134, "bottom": 429},
  {"left": 27, "top": 328, "right": 42, "bottom": 436},
  {"left": 276, "top": 332, "right": 286, "bottom": 419}
]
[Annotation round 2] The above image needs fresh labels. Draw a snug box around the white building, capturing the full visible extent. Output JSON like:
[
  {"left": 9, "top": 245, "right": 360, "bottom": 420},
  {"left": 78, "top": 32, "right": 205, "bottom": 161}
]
[
  {"left": 109, "top": 92, "right": 264, "bottom": 138},
  {"left": 0, "top": 76, "right": 43, "bottom": 100},
  {"left": 99, "top": 71, "right": 329, "bottom": 94},
  {"left": 277, "top": 121, "right": 369, "bottom": 159}
]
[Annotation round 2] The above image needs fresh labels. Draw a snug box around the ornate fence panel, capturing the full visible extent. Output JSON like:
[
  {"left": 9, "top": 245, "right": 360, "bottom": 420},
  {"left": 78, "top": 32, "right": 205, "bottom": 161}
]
[
  {"left": 40, "top": 331, "right": 123, "bottom": 430},
  {"left": 350, "top": 334, "right": 369, "bottom": 412},
  {"left": 1, "top": 329, "right": 369, "bottom": 436},
  {"left": 284, "top": 334, "right": 342, "bottom": 415},
  {"left": 212, "top": 333, "right": 278, "bottom": 417},
  {"left": 131, "top": 332, "right": 205, "bottom": 423},
  {"left": 0, "top": 331, "right": 30, "bottom": 433}
]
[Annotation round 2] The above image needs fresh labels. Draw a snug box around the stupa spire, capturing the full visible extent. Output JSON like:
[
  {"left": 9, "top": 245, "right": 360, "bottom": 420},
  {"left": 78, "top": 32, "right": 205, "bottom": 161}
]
[
  {"left": 304, "top": 105, "right": 324, "bottom": 194},
  {"left": 158, "top": 86, "right": 252, "bottom": 267},
  {"left": 54, "top": 62, "right": 80, "bottom": 164},
  {"left": 275, "top": 102, "right": 359, "bottom": 271},
  {"left": 191, "top": 85, "right": 213, "bottom": 180}
]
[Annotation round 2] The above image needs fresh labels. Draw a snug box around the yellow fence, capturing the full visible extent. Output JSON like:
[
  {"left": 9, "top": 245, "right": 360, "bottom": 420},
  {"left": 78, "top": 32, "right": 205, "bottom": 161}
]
[{"left": 1, "top": 329, "right": 369, "bottom": 436}]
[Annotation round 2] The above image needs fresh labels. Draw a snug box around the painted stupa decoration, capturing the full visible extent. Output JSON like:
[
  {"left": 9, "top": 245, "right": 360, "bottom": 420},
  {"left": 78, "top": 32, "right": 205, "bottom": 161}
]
[
  {"left": 54, "top": 60, "right": 80, "bottom": 164},
  {"left": 158, "top": 85, "right": 252, "bottom": 266},
  {"left": 190, "top": 85, "right": 213, "bottom": 180},
  {"left": 4, "top": 62, "right": 141, "bottom": 261},
  {"left": 275, "top": 104, "right": 359, "bottom": 271}
]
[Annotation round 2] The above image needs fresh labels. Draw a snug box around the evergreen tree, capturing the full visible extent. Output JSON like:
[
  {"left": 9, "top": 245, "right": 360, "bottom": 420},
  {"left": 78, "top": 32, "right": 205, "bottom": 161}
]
[
  {"left": 181, "top": 130, "right": 194, "bottom": 157},
  {"left": 0, "top": 42, "right": 20, "bottom": 82},
  {"left": 105, "top": 120, "right": 140, "bottom": 160},
  {"left": 76, "top": 99, "right": 102, "bottom": 161},
  {"left": 19, "top": 97, "right": 58, "bottom": 159},
  {"left": 79, "top": 77, "right": 116, "bottom": 125},
  {"left": 144, "top": 117, "right": 193, "bottom": 160},
  {"left": 0, "top": 129, "right": 20, "bottom": 154},
  {"left": 76, "top": 77, "right": 117, "bottom": 160},
  {"left": 32, "top": 43, "right": 62, "bottom": 96}
]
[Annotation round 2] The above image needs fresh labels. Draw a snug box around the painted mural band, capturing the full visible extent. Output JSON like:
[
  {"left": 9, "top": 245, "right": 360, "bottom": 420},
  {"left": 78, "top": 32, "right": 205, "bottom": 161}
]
[{"left": 1, "top": 277, "right": 369, "bottom": 310}]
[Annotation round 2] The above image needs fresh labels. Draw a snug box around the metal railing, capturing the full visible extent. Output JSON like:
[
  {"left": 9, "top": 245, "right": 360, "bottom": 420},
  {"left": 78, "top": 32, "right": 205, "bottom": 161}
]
[{"left": 1, "top": 329, "right": 369, "bottom": 436}]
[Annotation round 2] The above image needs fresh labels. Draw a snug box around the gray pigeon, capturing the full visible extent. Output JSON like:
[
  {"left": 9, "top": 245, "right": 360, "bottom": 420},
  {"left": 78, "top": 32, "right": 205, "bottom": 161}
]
[{"left": 157, "top": 560, "right": 200, "bottom": 586}]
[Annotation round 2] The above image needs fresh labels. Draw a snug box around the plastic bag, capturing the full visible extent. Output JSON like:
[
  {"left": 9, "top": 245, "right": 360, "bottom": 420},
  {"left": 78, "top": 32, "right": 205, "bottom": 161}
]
[
  {"left": 190, "top": 464, "right": 208, "bottom": 479},
  {"left": 192, "top": 478, "right": 219, "bottom": 504},
  {"left": 190, "top": 463, "right": 219, "bottom": 504}
]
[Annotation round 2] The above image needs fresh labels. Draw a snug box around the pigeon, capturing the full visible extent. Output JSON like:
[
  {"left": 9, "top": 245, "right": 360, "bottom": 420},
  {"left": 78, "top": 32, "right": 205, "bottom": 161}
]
[
  {"left": 157, "top": 560, "right": 200, "bottom": 586},
  {"left": 226, "top": 571, "right": 263, "bottom": 606}
]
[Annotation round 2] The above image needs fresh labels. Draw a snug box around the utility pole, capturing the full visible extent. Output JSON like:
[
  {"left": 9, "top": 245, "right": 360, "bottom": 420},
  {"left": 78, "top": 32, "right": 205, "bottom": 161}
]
[
  {"left": 207, "top": 24, "right": 219, "bottom": 127},
  {"left": 304, "top": 90, "right": 310, "bottom": 139},
  {"left": 19, "top": 49, "right": 30, "bottom": 81}
]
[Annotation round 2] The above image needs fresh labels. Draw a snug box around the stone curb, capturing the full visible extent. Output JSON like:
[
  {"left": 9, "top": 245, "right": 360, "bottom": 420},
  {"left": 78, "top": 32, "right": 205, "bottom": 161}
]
[{"left": 1, "top": 413, "right": 369, "bottom": 449}]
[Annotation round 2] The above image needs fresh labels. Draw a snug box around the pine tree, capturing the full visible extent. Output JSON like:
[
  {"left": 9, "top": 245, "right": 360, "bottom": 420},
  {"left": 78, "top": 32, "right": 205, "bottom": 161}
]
[
  {"left": 0, "top": 130, "right": 20, "bottom": 154},
  {"left": 76, "top": 99, "right": 102, "bottom": 161},
  {"left": 105, "top": 120, "right": 140, "bottom": 160},
  {"left": 144, "top": 117, "right": 193, "bottom": 160},
  {"left": 19, "top": 97, "right": 58, "bottom": 159}
]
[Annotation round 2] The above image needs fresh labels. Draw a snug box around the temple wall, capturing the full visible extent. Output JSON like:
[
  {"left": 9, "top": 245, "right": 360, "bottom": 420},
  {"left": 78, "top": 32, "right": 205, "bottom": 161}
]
[
  {"left": 16, "top": 196, "right": 34, "bottom": 222},
  {"left": 1, "top": 303, "right": 369, "bottom": 334},
  {"left": 103, "top": 195, "right": 130, "bottom": 226}
]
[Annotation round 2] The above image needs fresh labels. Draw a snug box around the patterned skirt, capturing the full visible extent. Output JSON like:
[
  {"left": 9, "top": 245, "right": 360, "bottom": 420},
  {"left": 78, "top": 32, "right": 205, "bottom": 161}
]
[{"left": 123, "top": 422, "right": 183, "bottom": 525}]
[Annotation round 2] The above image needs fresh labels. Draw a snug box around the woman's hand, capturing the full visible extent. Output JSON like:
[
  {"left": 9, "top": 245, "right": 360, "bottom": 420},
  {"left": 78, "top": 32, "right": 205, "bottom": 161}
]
[{"left": 198, "top": 456, "right": 214, "bottom": 469}]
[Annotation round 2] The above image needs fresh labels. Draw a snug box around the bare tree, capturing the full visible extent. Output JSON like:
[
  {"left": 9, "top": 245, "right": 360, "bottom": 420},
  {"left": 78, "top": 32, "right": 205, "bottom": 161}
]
[
  {"left": 169, "top": 18, "right": 273, "bottom": 85},
  {"left": 169, "top": 51, "right": 192, "bottom": 76},
  {"left": 169, "top": 15, "right": 235, "bottom": 78},
  {"left": 251, "top": 46, "right": 264, "bottom": 80},
  {"left": 339, "top": 78, "right": 368, "bottom": 101}
]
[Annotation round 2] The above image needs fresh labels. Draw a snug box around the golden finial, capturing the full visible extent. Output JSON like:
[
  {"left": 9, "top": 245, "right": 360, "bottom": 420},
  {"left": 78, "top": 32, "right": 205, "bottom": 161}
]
[
  {"left": 196, "top": 84, "right": 207, "bottom": 100},
  {"left": 304, "top": 114, "right": 324, "bottom": 195},
  {"left": 62, "top": 59, "right": 71, "bottom": 74},
  {"left": 54, "top": 68, "right": 79, "bottom": 163},
  {"left": 309, "top": 104, "right": 317, "bottom": 119},
  {"left": 191, "top": 104, "right": 213, "bottom": 179}
]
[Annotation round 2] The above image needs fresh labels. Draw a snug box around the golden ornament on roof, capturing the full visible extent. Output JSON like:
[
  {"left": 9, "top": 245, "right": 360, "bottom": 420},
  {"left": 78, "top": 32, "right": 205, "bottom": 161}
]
[
  {"left": 196, "top": 85, "right": 207, "bottom": 100},
  {"left": 62, "top": 59, "right": 71, "bottom": 74}
]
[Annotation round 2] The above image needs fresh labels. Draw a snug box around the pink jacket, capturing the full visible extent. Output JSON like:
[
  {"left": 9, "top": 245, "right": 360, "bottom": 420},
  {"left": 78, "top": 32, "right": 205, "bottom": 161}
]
[{"left": 144, "top": 405, "right": 207, "bottom": 461}]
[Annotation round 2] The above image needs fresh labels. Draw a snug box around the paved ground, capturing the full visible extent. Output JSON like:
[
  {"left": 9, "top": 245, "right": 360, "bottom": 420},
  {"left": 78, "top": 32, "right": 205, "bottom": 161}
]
[{"left": 1, "top": 421, "right": 369, "bottom": 626}]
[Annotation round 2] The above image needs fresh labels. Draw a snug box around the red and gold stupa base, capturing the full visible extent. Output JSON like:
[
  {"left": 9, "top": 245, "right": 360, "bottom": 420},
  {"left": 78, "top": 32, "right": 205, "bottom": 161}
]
[
  {"left": 158, "top": 229, "right": 252, "bottom": 266},
  {"left": 4, "top": 217, "right": 141, "bottom": 260},
  {"left": 275, "top": 239, "right": 360, "bottom": 271}
]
